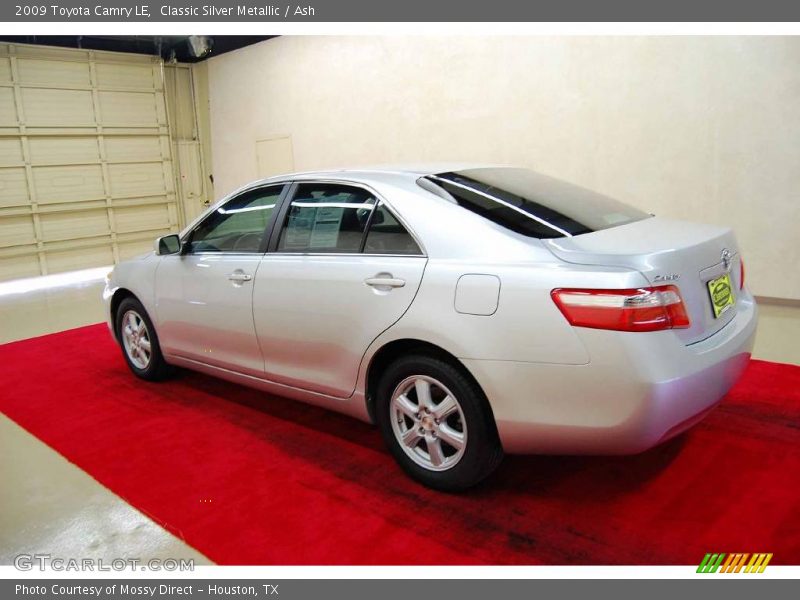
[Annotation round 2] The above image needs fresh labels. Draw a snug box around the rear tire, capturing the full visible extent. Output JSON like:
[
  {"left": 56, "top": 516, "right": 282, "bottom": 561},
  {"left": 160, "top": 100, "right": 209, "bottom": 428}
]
[
  {"left": 376, "top": 354, "right": 503, "bottom": 492},
  {"left": 115, "top": 297, "right": 172, "bottom": 381}
]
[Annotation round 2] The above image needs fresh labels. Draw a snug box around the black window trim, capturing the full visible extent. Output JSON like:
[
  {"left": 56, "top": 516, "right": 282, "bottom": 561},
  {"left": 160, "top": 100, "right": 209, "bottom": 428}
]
[
  {"left": 265, "top": 179, "right": 427, "bottom": 258},
  {"left": 181, "top": 182, "right": 291, "bottom": 256}
]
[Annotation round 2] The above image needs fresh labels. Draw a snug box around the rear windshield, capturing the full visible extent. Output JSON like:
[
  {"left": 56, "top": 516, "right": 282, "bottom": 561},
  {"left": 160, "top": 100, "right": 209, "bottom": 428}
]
[{"left": 424, "top": 168, "right": 650, "bottom": 239}]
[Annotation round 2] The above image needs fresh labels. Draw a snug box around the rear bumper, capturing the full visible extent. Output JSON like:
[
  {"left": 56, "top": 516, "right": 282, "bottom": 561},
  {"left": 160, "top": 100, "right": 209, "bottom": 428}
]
[{"left": 462, "top": 295, "right": 758, "bottom": 454}]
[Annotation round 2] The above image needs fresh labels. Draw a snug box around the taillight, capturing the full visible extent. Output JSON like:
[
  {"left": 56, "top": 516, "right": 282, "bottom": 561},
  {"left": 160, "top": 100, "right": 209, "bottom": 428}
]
[
  {"left": 551, "top": 286, "right": 690, "bottom": 332},
  {"left": 739, "top": 257, "right": 745, "bottom": 290}
]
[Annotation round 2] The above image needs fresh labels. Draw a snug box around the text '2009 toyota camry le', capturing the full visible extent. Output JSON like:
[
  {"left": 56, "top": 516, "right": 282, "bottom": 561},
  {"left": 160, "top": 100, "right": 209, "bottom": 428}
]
[{"left": 103, "top": 166, "right": 758, "bottom": 491}]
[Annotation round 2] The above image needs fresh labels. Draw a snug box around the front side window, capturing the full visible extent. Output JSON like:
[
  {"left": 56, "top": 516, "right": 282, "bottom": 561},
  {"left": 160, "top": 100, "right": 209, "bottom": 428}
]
[
  {"left": 188, "top": 185, "right": 283, "bottom": 253},
  {"left": 364, "top": 202, "right": 422, "bottom": 255},
  {"left": 277, "top": 184, "right": 376, "bottom": 253}
]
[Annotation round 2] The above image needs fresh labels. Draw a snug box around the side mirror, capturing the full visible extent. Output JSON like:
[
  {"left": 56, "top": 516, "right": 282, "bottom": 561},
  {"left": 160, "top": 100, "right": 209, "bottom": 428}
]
[{"left": 155, "top": 234, "right": 182, "bottom": 256}]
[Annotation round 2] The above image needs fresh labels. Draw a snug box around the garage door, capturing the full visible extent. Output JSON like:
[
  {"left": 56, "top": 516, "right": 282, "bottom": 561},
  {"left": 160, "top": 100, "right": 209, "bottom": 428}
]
[{"left": 0, "top": 43, "right": 180, "bottom": 282}]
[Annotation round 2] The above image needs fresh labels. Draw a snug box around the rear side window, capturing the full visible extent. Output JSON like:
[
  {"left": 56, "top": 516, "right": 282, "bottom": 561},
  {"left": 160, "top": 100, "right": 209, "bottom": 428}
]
[
  {"left": 425, "top": 168, "right": 650, "bottom": 239},
  {"left": 364, "top": 202, "right": 422, "bottom": 255},
  {"left": 277, "top": 183, "right": 376, "bottom": 253}
]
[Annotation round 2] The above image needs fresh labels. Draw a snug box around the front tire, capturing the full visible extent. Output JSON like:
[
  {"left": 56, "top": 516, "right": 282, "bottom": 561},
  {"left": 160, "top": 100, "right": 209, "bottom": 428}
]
[
  {"left": 115, "top": 297, "right": 172, "bottom": 381},
  {"left": 376, "top": 354, "right": 503, "bottom": 491}
]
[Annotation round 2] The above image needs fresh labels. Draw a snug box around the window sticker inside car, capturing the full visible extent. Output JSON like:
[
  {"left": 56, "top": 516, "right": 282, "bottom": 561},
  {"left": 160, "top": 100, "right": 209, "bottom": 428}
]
[{"left": 309, "top": 206, "right": 344, "bottom": 248}]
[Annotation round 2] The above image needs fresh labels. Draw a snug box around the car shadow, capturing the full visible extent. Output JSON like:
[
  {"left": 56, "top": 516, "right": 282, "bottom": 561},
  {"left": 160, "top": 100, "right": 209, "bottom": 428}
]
[
  {"left": 172, "top": 366, "right": 687, "bottom": 500},
  {"left": 482, "top": 436, "right": 687, "bottom": 498}
]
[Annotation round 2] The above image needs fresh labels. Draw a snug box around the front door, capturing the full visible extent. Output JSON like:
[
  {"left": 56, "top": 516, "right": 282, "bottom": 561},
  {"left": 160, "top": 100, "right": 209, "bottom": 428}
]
[
  {"left": 154, "top": 184, "right": 286, "bottom": 376},
  {"left": 253, "top": 183, "right": 427, "bottom": 398}
]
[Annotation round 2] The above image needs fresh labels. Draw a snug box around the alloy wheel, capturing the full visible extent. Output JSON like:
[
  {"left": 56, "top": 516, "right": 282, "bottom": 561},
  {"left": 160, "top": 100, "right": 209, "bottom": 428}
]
[
  {"left": 121, "top": 310, "right": 152, "bottom": 370},
  {"left": 389, "top": 375, "right": 468, "bottom": 471}
]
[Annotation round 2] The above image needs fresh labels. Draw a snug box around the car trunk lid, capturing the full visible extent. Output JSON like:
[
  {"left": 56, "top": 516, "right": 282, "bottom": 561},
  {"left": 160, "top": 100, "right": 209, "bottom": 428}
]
[{"left": 544, "top": 216, "right": 742, "bottom": 344}]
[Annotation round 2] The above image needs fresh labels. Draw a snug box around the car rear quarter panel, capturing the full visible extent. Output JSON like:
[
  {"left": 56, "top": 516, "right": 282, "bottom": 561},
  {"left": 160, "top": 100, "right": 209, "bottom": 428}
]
[
  {"left": 360, "top": 256, "right": 650, "bottom": 378},
  {"left": 356, "top": 178, "right": 654, "bottom": 412}
]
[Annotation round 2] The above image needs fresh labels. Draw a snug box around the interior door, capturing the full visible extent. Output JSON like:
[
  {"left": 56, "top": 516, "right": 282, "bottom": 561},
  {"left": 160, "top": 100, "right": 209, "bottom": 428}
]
[
  {"left": 253, "top": 183, "right": 427, "bottom": 398},
  {"left": 154, "top": 184, "right": 286, "bottom": 376}
]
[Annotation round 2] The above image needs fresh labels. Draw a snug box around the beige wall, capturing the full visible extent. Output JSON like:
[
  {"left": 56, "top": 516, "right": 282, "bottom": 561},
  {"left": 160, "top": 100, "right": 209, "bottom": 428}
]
[{"left": 208, "top": 36, "right": 800, "bottom": 300}]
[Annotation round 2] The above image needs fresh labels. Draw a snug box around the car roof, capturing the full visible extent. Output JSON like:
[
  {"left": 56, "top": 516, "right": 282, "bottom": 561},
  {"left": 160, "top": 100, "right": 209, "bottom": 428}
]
[{"left": 252, "top": 163, "right": 509, "bottom": 185}]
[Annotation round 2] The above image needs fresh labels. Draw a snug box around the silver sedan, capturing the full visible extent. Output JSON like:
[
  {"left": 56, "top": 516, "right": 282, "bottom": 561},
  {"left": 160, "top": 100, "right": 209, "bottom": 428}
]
[{"left": 103, "top": 166, "right": 758, "bottom": 490}]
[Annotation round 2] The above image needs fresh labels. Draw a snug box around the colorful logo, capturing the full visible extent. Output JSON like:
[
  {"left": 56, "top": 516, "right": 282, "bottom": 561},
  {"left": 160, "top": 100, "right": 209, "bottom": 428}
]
[{"left": 697, "top": 553, "right": 772, "bottom": 573}]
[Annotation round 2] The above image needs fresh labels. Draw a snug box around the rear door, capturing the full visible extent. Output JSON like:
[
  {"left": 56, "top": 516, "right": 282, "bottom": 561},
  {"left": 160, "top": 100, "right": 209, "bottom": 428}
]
[{"left": 253, "top": 182, "right": 426, "bottom": 398}]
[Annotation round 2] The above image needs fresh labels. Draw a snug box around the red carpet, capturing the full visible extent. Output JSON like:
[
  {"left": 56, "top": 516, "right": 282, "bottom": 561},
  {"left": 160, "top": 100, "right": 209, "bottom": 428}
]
[{"left": 1, "top": 323, "right": 798, "bottom": 565}]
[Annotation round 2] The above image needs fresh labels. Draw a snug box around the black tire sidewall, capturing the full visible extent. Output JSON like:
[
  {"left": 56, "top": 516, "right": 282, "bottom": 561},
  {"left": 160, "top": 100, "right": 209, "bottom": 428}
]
[
  {"left": 376, "top": 354, "right": 502, "bottom": 491},
  {"left": 115, "top": 297, "right": 169, "bottom": 381}
]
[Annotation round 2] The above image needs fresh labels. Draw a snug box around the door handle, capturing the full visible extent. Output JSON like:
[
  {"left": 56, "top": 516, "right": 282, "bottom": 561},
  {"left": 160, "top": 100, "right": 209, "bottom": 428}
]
[
  {"left": 364, "top": 277, "right": 406, "bottom": 289},
  {"left": 227, "top": 271, "right": 253, "bottom": 283}
]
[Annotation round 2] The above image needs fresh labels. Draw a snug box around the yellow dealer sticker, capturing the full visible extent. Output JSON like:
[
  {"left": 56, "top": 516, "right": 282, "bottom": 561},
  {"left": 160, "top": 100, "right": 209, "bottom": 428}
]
[{"left": 707, "top": 273, "right": 735, "bottom": 318}]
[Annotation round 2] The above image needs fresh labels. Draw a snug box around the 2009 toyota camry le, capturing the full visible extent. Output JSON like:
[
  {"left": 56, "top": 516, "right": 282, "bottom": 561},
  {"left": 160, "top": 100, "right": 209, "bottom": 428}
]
[{"left": 103, "top": 165, "right": 758, "bottom": 491}]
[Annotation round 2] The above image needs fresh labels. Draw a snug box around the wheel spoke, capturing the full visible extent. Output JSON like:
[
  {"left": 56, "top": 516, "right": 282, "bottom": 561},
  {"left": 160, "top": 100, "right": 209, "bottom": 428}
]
[
  {"left": 394, "top": 394, "right": 418, "bottom": 420},
  {"left": 414, "top": 379, "right": 433, "bottom": 410},
  {"left": 136, "top": 318, "right": 145, "bottom": 335},
  {"left": 401, "top": 427, "right": 422, "bottom": 448},
  {"left": 437, "top": 423, "right": 465, "bottom": 451},
  {"left": 432, "top": 395, "right": 458, "bottom": 419},
  {"left": 426, "top": 438, "right": 445, "bottom": 467}
]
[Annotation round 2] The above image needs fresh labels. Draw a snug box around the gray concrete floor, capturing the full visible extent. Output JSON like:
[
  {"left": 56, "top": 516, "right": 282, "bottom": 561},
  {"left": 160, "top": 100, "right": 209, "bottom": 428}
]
[
  {"left": 0, "top": 415, "right": 210, "bottom": 565},
  {"left": 0, "top": 269, "right": 798, "bottom": 565},
  {"left": 0, "top": 273, "right": 211, "bottom": 566}
]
